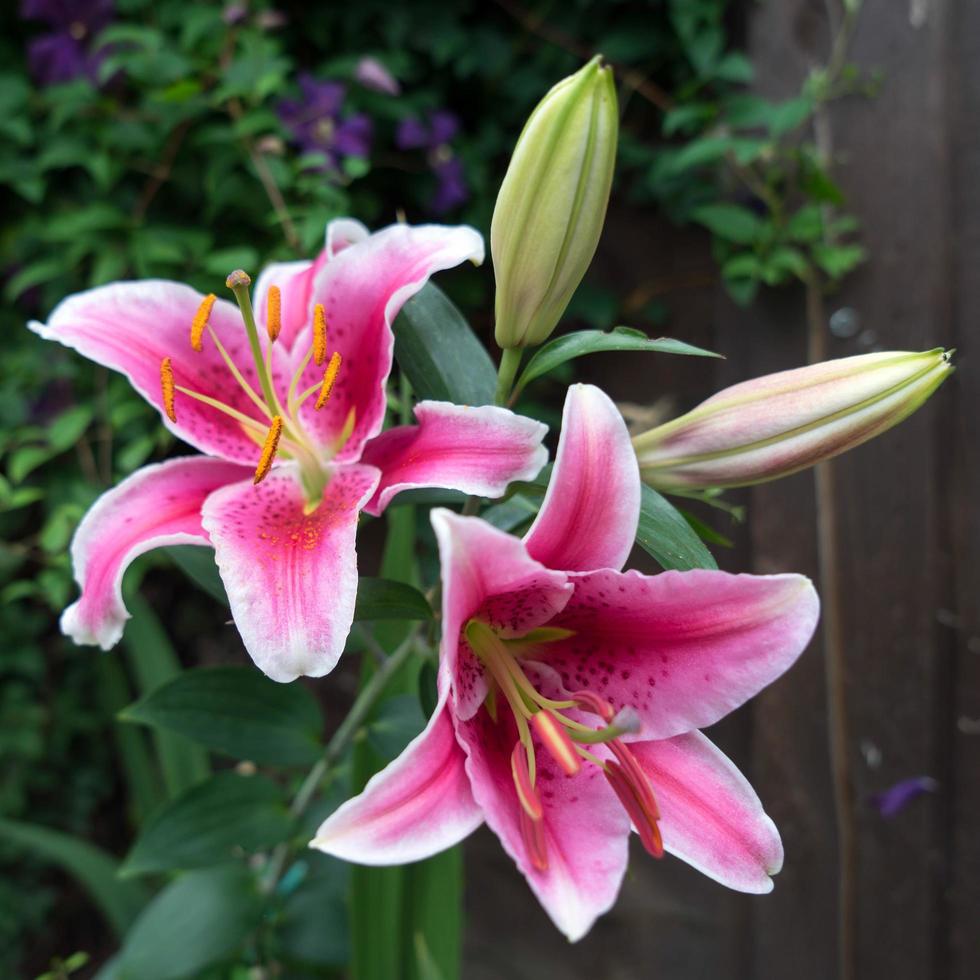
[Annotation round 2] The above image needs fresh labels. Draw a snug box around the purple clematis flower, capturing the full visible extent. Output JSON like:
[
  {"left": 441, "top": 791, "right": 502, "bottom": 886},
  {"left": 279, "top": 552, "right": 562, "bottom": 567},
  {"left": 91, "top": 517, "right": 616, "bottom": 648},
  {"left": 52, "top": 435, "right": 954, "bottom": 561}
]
[
  {"left": 21, "top": 0, "right": 113, "bottom": 86},
  {"left": 871, "top": 776, "right": 938, "bottom": 818},
  {"left": 396, "top": 111, "right": 469, "bottom": 214},
  {"left": 278, "top": 74, "right": 372, "bottom": 171}
]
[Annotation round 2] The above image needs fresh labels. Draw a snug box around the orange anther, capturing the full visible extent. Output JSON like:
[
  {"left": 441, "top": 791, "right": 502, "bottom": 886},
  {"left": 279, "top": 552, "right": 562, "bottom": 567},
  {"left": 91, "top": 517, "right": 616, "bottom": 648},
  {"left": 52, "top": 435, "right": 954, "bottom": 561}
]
[
  {"left": 313, "top": 303, "right": 327, "bottom": 365},
  {"left": 253, "top": 415, "right": 283, "bottom": 485},
  {"left": 266, "top": 285, "right": 282, "bottom": 342},
  {"left": 160, "top": 357, "right": 176, "bottom": 422},
  {"left": 315, "top": 352, "right": 342, "bottom": 410},
  {"left": 190, "top": 293, "right": 217, "bottom": 353}
]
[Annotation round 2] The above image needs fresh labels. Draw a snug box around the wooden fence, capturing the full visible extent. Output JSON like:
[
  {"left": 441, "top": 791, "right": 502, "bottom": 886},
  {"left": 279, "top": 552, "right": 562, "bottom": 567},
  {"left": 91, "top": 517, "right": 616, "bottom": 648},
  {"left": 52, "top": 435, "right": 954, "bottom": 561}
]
[{"left": 461, "top": 3, "right": 979, "bottom": 977}]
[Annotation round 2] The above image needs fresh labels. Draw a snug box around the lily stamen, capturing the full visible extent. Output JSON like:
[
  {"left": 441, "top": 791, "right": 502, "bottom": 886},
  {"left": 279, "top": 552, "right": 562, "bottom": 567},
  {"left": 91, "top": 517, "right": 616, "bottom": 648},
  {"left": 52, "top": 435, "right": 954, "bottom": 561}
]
[
  {"left": 254, "top": 416, "right": 284, "bottom": 485},
  {"left": 190, "top": 293, "right": 216, "bottom": 353},
  {"left": 313, "top": 303, "right": 327, "bottom": 365},
  {"left": 160, "top": 357, "right": 176, "bottom": 422},
  {"left": 531, "top": 710, "right": 581, "bottom": 776},
  {"left": 510, "top": 742, "right": 544, "bottom": 820},
  {"left": 315, "top": 352, "right": 343, "bottom": 410},
  {"left": 266, "top": 285, "right": 281, "bottom": 342}
]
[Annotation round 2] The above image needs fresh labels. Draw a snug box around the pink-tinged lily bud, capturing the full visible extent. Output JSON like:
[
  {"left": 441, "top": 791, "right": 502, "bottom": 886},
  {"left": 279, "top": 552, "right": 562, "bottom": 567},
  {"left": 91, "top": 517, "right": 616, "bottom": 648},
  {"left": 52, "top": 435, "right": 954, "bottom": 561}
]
[
  {"left": 633, "top": 349, "right": 953, "bottom": 490},
  {"left": 491, "top": 56, "right": 618, "bottom": 349}
]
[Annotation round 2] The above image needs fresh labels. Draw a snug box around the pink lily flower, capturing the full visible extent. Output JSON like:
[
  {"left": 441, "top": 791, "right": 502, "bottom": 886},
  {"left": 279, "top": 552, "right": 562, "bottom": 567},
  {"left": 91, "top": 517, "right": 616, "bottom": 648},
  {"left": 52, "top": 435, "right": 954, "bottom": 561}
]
[
  {"left": 312, "top": 383, "right": 820, "bottom": 940},
  {"left": 30, "top": 219, "right": 547, "bottom": 682}
]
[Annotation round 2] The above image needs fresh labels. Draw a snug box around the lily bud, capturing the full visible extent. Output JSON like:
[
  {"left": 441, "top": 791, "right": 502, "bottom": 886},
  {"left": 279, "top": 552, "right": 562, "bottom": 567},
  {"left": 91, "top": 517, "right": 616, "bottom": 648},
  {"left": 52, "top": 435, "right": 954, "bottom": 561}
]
[
  {"left": 491, "top": 56, "right": 618, "bottom": 349},
  {"left": 633, "top": 349, "right": 952, "bottom": 490}
]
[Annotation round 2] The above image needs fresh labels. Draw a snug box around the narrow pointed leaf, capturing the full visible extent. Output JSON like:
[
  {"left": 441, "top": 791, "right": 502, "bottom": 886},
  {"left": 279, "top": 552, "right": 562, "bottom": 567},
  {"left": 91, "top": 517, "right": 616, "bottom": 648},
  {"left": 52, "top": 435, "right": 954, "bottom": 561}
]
[
  {"left": 121, "top": 665, "right": 324, "bottom": 765},
  {"left": 117, "top": 865, "right": 263, "bottom": 980},
  {"left": 122, "top": 772, "right": 293, "bottom": 875},
  {"left": 121, "top": 595, "right": 210, "bottom": 797},
  {"left": 355, "top": 577, "right": 432, "bottom": 622},
  {"left": 636, "top": 485, "right": 718, "bottom": 571},
  {"left": 515, "top": 327, "right": 720, "bottom": 395},
  {"left": 392, "top": 283, "right": 496, "bottom": 405},
  {"left": 0, "top": 817, "right": 149, "bottom": 937}
]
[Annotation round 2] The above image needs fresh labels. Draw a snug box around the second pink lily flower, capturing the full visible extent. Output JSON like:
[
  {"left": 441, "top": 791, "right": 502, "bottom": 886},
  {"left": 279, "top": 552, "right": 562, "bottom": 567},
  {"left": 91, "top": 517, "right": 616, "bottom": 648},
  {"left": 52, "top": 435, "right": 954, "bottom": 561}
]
[
  {"left": 313, "top": 383, "right": 820, "bottom": 940},
  {"left": 30, "top": 220, "right": 547, "bottom": 681}
]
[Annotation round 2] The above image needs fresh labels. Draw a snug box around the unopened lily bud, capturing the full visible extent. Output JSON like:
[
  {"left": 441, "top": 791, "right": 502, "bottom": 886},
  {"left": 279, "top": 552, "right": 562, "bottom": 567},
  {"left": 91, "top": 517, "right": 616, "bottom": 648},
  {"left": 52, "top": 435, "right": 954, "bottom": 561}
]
[
  {"left": 633, "top": 349, "right": 952, "bottom": 490},
  {"left": 491, "top": 56, "right": 617, "bottom": 349}
]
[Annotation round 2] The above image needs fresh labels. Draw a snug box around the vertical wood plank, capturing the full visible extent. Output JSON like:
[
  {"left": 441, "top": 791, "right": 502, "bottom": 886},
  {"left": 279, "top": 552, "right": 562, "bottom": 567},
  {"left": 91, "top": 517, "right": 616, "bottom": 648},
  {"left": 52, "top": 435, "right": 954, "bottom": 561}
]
[{"left": 943, "top": 1, "right": 980, "bottom": 976}]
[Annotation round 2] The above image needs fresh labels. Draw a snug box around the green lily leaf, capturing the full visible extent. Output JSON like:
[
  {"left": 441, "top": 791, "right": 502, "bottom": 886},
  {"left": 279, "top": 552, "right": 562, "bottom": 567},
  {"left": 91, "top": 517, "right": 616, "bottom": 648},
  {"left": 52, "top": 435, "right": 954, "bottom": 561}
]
[
  {"left": 0, "top": 817, "right": 149, "bottom": 937},
  {"left": 121, "top": 665, "right": 324, "bottom": 766},
  {"left": 392, "top": 283, "right": 496, "bottom": 405},
  {"left": 515, "top": 327, "right": 719, "bottom": 396},
  {"left": 122, "top": 772, "right": 292, "bottom": 876},
  {"left": 636, "top": 485, "right": 718, "bottom": 571}
]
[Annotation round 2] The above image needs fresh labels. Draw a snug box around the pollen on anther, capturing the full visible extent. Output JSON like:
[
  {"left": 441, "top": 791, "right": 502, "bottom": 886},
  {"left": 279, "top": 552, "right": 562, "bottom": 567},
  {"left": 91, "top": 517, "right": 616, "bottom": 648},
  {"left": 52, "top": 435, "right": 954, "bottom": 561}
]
[
  {"left": 315, "top": 352, "right": 342, "bottom": 410},
  {"left": 190, "top": 293, "right": 217, "bottom": 352},
  {"left": 160, "top": 357, "right": 177, "bottom": 422},
  {"left": 254, "top": 415, "right": 283, "bottom": 485},
  {"left": 266, "top": 285, "right": 282, "bottom": 342},
  {"left": 313, "top": 303, "right": 327, "bottom": 365}
]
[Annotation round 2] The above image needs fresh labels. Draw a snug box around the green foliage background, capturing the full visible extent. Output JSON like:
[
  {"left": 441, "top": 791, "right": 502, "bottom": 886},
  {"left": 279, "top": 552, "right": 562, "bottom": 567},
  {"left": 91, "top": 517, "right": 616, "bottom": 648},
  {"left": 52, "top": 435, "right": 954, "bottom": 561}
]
[{"left": 0, "top": 1, "right": 867, "bottom": 976}]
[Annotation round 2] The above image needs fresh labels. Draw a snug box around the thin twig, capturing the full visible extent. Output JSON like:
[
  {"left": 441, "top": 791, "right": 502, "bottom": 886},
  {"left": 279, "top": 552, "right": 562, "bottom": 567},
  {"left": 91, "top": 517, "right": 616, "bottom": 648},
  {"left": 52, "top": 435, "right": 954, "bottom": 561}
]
[
  {"left": 132, "top": 119, "right": 192, "bottom": 223},
  {"left": 226, "top": 98, "right": 303, "bottom": 253},
  {"left": 491, "top": 0, "right": 673, "bottom": 111},
  {"left": 261, "top": 633, "right": 420, "bottom": 892}
]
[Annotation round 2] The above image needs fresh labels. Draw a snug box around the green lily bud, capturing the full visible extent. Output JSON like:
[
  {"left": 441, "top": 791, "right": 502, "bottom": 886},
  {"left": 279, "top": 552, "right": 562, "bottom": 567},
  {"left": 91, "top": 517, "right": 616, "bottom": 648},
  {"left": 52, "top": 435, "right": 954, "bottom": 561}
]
[
  {"left": 491, "top": 56, "right": 618, "bottom": 349},
  {"left": 633, "top": 349, "right": 953, "bottom": 490}
]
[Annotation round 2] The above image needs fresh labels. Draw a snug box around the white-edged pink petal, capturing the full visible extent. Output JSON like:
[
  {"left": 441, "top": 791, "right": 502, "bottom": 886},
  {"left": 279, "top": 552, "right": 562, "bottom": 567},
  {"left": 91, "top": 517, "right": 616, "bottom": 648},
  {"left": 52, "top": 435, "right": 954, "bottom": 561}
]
[
  {"left": 311, "top": 692, "right": 482, "bottom": 864},
  {"left": 524, "top": 383, "right": 640, "bottom": 573},
  {"left": 542, "top": 568, "right": 819, "bottom": 740},
  {"left": 201, "top": 463, "right": 379, "bottom": 682},
  {"left": 454, "top": 706, "right": 629, "bottom": 942},
  {"left": 325, "top": 217, "right": 370, "bottom": 257},
  {"left": 630, "top": 731, "right": 784, "bottom": 893},
  {"left": 253, "top": 258, "right": 319, "bottom": 352},
  {"left": 430, "top": 509, "right": 571, "bottom": 719},
  {"left": 251, "top": 220, "right": 369, "bottom": 351},
  {"left": 29, "top": 281, "right": 285, "bottom": 465},
  {"left": 288, "top": 223, "right": 485, "bottom": 460},
  {"left": 359, "top": 401, "right": 548, "bottom": 515},
  {"left": 61, "top": 457, "right": 249, "bottom": 649}
]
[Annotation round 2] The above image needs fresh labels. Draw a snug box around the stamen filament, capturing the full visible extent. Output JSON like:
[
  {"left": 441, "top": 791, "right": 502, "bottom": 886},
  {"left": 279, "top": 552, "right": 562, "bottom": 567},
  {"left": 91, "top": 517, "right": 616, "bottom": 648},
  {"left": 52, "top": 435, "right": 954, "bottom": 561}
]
[
  {"left": 206, "top": 324, "right": 272, "bottom": 420},
  {"left": 254, "top": 416, "right": 283, "bottom": 485},
  {"left": 190, "top": 293, "right": 216, "bottom": 352},
  {"left": 287, "top": 346, "right": 314, "bottom": 417},
  {"left": 160, "top": 357, "right": 176, "bottom": 422},
  {"left": 174, "top": 385, "right": 271, "bottom": 438}
]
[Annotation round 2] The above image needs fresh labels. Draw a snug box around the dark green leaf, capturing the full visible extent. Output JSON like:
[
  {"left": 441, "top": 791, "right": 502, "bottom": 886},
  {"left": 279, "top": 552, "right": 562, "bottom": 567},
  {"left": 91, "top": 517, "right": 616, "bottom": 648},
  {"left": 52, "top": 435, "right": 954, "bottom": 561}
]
[
  {"left": 812, "top": 242, "right": 867, "bottom": 280},
  {"left": 121, "top": 596, "right": 210, "bottom": 797},
  {"left": 0, "top": 817, "right": 149, "bottom": 937},
  {"left": 636, "top": 485, "right": 718, "bottom": 571},
  {"left": 692, "top": 203, "right": 765, "bottom": 245},
  {"left": 516, "top": 327, "right": 719, "bottom": 395},
  {"left": 116, "top": 865, "right": 262, "bottom": 980},
  {"left": 355, "top": 577, "right": 433, "bottom": 622},
  {"left": 166, "top": 545, "right": 227, "bottom": 604},
  {"left": 407, "top": 847, "right": 463, "bottom": 980},
  {"left": 122, "top": 773, "right": 292, "bottom": 875},
  {"left": 276, "top": 854, "right": 349, "bottom": 968},
  {"left": 121, "top": 665, "right": 324, "bottom": 766},
  {"left": 392, "top": 283, "right": 497, "bottom": 405},
  {"left": 366, "top": 694, "right": 426, "bottom": 761}
]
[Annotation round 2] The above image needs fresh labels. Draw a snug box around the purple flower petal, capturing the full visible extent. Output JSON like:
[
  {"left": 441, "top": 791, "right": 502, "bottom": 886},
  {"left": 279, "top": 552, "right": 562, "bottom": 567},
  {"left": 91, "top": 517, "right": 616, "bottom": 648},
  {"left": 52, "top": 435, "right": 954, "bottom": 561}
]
[
  {"left": 28, "top": 33, "right": 91, "bottom": 85},
  {"left": 354, "top": 56, "right": 400, "bottom": 96},
  {"left": 430, "top": 156, "right": 469, "bottom": 214},
  {"left": 428, "top": 109, "right": 460, "bottom": 146},
  {"left": 396, "top": 116, "right": 430, "bottom": 150},
  {"left": 332, "top": 114, "right": 373, "bottom": 158},
  {"left": 870, "top": 776, "right": 938, "bottom": 818}
]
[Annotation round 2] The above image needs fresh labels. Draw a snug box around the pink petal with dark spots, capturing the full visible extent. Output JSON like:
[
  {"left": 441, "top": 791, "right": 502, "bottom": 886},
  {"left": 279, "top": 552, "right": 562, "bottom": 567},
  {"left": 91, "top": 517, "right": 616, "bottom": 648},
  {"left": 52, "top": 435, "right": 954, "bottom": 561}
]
[
  {"left": 201, "top": 462, "right": 380, "bottom": 681},
  {"left": 61, "top": 457, "right": 249, "bottom": 650},
  {"left": 542, "top": 568, "right": 819, "bottom": 740}
]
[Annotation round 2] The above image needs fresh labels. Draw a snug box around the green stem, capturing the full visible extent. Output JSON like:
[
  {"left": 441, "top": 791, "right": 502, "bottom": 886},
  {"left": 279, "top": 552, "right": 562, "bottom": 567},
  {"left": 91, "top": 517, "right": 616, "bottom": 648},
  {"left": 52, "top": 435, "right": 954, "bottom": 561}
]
[
  {"left": 494, "top": 347, "right": 523, "bottom": 407},
  {"left": 261, "top": 633, "right": 420, "bottom": 892},
  {"left": 227, "top": 275, "right": 281, "bottom": 416}
]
